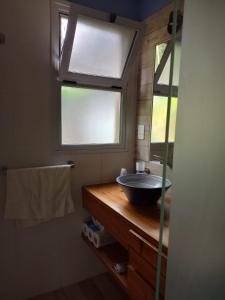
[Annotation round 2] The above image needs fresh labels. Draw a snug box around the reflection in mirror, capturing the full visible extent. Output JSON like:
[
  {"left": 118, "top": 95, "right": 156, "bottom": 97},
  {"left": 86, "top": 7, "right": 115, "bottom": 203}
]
[
  {"left": 155, "top": 43, "right": 167, "bottom": 71},
  {"left": 158, "top": 41, "right": 181, "bottom": 86},
  {"left": 150, "top": 39, "right": 181, "bottom": 168}
]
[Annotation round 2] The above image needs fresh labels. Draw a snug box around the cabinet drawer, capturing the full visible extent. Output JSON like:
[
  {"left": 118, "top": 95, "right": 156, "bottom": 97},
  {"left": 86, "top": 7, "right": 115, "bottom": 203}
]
[
  {"left": 128, "top": 265, "right": 155, "bottom": 300},
  {"left": 142, "top": 242, "right": 167, "bottom": 277},
  {"left": 130, "top": 249, "right": 165, "bottom": 297},
  {"left": 129, "top": 230, "right": 167, "bottom": 277},
  {"left": 129, "top": 230, "right": 142, "bottom": 254}
]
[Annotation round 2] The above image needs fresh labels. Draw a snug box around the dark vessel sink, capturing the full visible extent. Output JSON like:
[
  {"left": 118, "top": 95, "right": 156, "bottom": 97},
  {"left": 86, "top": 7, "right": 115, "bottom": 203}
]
[{"left": 116, "top": 174, "right": 172, "bottom": 205}]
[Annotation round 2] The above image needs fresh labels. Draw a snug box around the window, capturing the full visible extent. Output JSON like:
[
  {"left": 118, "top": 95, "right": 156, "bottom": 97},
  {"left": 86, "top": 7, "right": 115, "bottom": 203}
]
[
  {"left": 59, "top": 5, "right": 142, "bottom": 87},
  {"left": 66, "top": 15, "right": 136, "bottom": 79},
  {"left": 52, "top": 1, "right": 142, "bottom": 149},
  {"left": 150, "top": 40, "right": 181, "bottom": 164},
  {"left": 61, "top": 86, "right": 122, "bottom": 145}
]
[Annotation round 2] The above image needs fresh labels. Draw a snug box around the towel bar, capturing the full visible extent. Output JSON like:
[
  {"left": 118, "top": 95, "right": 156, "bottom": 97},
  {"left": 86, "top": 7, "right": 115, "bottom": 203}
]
[{"left": 1, "top": 161, "right": 75, "bottom": 174}]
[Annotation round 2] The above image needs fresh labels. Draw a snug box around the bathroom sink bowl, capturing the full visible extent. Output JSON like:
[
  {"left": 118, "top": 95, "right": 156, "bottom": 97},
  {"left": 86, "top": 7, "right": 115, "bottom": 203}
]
[{"left": 116, "top": 174, "right": 172, "bottom": 206}]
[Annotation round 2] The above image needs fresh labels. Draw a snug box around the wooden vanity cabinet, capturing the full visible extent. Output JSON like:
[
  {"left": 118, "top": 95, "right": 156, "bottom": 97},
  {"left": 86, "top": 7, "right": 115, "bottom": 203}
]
[
  {"left": 127, "top": 265, "right": 155, "bottom": 300},
  {"left": 128, "top": 229, "right": 166, "bottom": 299},
  {"left": 82, "top": 183, "right": 170, "bottom": 300}
]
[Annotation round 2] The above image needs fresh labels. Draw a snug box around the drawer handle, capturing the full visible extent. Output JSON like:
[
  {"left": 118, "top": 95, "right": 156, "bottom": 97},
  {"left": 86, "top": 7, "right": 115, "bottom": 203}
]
[{"left": 129, "top": 230, "right": 157, "bottom": 250}]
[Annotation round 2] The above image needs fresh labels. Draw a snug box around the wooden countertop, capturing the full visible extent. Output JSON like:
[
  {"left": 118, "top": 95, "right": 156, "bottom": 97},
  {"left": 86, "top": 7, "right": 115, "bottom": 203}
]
[{"left": 84, "top": 183, "right": 171, "bottom": 249}]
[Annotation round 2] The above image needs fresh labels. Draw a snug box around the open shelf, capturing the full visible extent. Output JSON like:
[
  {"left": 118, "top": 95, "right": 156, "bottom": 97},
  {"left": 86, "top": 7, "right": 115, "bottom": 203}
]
[{"left": 82, "top": 234, "right": 129, "bottom": 291}]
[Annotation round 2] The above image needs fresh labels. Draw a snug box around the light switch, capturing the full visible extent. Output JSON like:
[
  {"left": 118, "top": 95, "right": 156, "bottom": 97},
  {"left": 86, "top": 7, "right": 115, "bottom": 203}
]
[{"left": 137, "top": 125, "right": 145, "bottom": 140}]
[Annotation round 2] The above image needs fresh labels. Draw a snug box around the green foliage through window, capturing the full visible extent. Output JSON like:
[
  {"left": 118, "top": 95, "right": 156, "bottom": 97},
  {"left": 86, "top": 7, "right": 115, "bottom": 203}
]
[{"left": 151, "top": 96, "right": 178, "bottom": 143}]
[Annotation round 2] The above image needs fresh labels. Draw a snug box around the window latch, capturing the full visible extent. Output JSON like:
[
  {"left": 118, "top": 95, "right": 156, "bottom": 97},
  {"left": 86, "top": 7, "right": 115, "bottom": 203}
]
[
  {"left": 110, "top": 13, "right": 117, "bottom": 23},
  {"left": 111, "top": 86, "right": 122, "bottom": 90},
  {"left": 0, "top": 33, "right": 5, "bottom": 45}
]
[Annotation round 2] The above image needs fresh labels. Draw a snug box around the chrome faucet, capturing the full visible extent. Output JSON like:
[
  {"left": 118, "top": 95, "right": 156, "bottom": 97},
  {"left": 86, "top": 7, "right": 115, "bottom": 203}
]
[
  {"left": 152, "top": 155, "right": 172, "bottom": 168},
  {"left": 144, "top": 168, "right": 151, "bottom": 174}
]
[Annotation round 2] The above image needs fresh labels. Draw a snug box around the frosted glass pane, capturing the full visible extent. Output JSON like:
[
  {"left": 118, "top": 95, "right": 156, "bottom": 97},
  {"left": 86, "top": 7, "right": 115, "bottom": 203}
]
[
  {"left": 155, "top": 43, "right": 167, "bottom": 71},
  {"left": 69, "top": 15, "right": 136, "bottom": 78},
  {"left": 60, "top": 16, "right": 68, "bottom": 51},
  {"left": 151, "top": 96, "right": 178, "bottom": 143},
  {"left": 158, "top": 41, "right": 181, "bottom": 86},
  {"left": 61, "top": 86, "right": 121, "bottom": 145}
]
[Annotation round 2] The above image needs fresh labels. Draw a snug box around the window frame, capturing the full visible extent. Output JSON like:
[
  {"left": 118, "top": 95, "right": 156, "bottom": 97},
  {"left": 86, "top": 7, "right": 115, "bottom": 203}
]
[
  {"left": 51, "top": 0, "right": 132, "bottom": 151},
  {"left": 59, "top": 82, "right": 126, "bottom": 150},
  {"left": 51, "top": 0, "right": 71, "bottom": 73},
  {"left": 59, "top": 4, "right": 143, "bottom": 88}
]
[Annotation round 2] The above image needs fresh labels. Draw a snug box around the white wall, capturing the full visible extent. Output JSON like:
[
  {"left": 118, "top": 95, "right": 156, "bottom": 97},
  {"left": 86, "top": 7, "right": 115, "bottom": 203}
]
[
  {"left": 166, "top": 1, "right": 225, "bottom": 299},
  {"left": 0, "top": 1, "right": 137, "bottom": 299}
]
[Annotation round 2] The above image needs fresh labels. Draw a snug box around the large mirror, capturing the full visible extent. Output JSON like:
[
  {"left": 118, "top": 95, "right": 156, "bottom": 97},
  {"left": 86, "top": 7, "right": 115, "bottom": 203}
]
[{"left": 150, "top": 39, "right": 181, "bottom": 168}]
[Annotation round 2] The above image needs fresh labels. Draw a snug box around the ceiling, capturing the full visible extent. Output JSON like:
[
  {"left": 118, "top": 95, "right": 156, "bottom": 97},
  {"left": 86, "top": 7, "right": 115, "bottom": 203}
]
[{"left": 70, "top": 0, "right": 173, "bottom": 21}]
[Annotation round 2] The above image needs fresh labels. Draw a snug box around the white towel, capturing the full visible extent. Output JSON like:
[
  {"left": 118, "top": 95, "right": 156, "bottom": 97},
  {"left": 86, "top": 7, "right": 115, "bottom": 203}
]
[{"left": 5, "top": 165, "right": 74, "bottom": 226}]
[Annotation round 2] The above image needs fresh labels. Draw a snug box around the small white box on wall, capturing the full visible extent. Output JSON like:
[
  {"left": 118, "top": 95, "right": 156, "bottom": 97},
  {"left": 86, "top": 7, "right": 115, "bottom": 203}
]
[{"left": 137, "top": 125, "right": 145, "bottom": 140}]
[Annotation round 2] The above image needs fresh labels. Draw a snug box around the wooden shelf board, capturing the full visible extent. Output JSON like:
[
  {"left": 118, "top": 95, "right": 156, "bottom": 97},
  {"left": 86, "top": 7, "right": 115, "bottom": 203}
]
[{"left": 82, "top": 235, "right": 129, "bottom": 291}]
